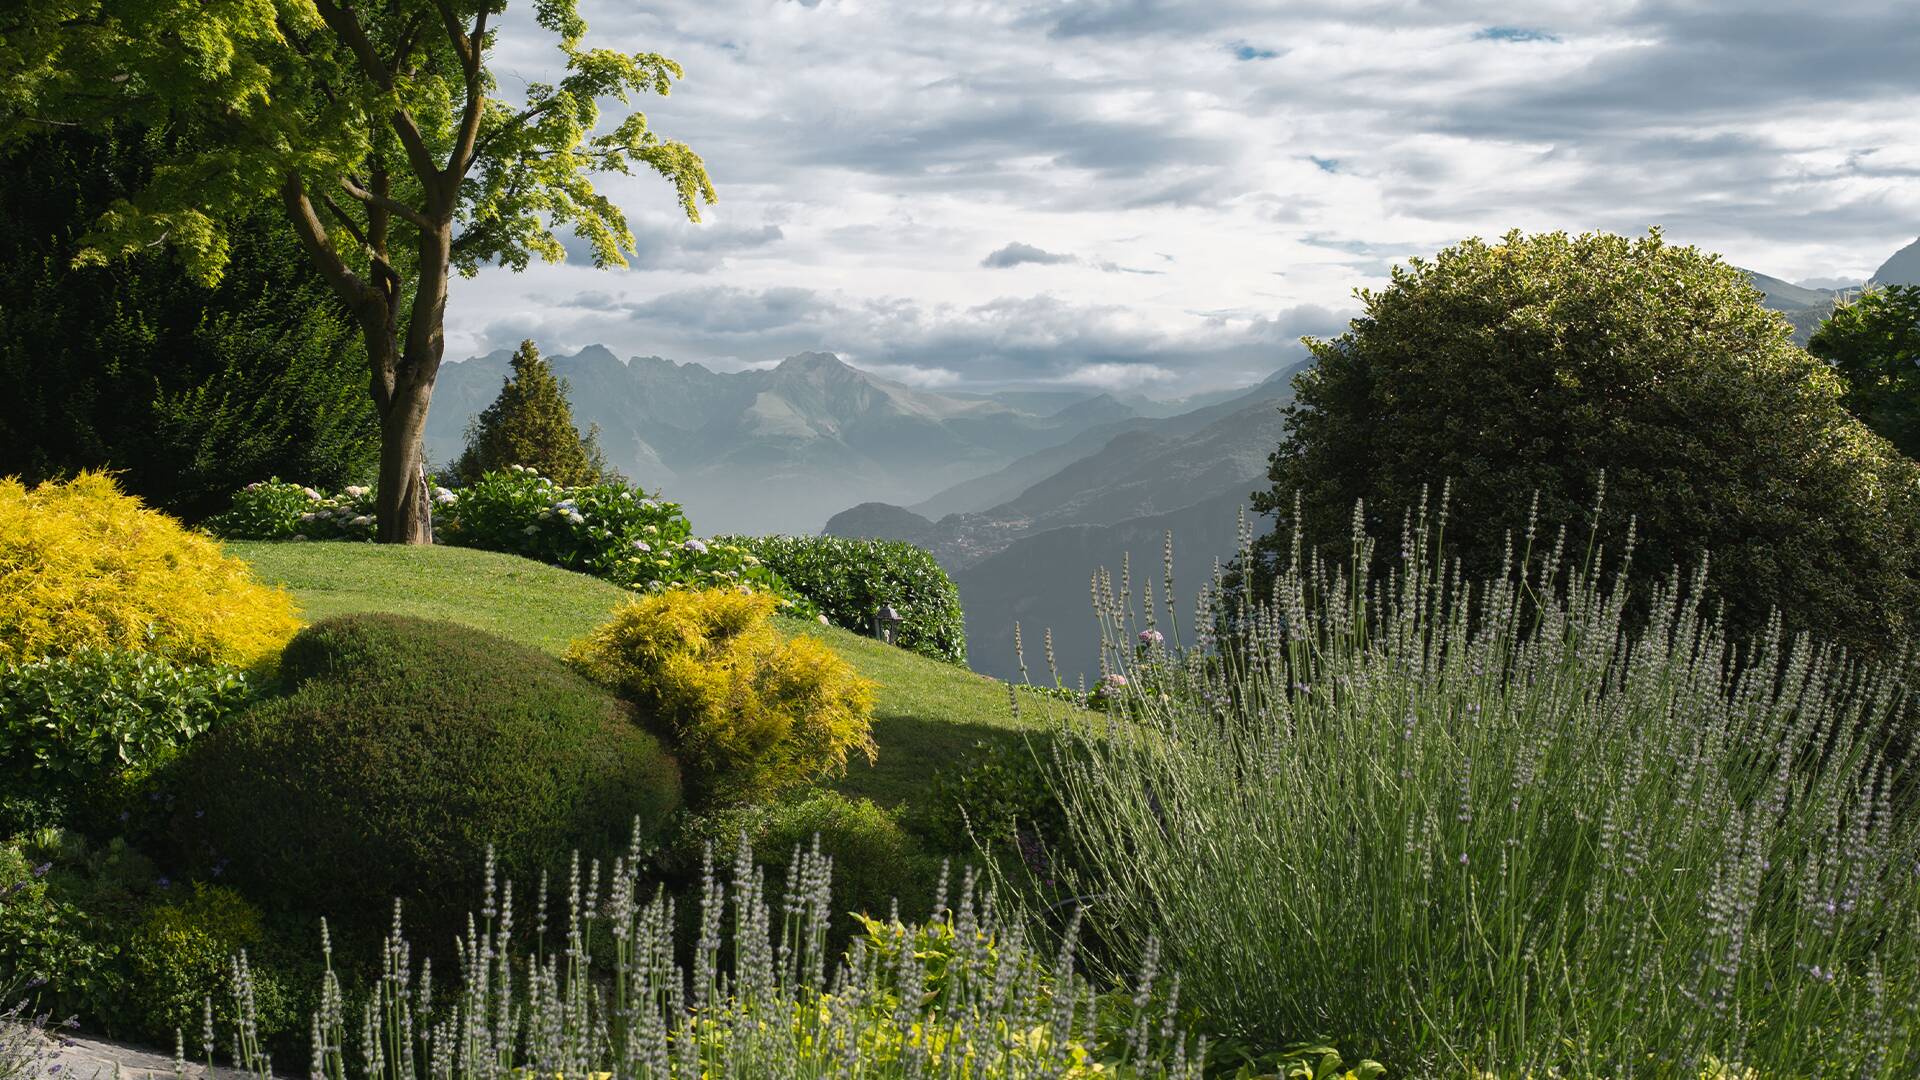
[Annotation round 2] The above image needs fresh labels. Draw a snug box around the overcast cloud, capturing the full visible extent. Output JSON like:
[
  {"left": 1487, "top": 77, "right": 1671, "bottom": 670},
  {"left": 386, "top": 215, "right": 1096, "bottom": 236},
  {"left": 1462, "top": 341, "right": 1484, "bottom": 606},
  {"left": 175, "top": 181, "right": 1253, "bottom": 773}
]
[{"left": 443, "top": 0, "right": 1920, "bottom": 392}]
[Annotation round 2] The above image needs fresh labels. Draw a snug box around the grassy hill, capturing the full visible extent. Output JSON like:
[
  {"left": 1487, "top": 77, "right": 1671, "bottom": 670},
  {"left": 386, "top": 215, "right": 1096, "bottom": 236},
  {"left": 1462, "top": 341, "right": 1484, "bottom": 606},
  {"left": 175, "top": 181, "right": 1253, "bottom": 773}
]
[{"left": 228, "top": 540, "right": 1042, "bottom": 807}]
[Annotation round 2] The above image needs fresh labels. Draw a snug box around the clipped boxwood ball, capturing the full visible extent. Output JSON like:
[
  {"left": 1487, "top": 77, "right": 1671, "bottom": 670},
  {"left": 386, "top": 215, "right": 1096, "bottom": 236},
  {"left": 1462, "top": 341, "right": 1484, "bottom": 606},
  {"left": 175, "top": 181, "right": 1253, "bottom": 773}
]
[{"left": 180, "top": 614, "right": 680, "bottom": 940}]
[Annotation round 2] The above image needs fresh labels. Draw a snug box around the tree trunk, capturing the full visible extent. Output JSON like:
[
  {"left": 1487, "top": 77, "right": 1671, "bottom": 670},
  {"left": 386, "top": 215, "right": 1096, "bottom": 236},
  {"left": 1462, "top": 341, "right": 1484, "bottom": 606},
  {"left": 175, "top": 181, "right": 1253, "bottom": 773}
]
[{"left": 374, "top": 382, "right": 434, "bottom": 543}]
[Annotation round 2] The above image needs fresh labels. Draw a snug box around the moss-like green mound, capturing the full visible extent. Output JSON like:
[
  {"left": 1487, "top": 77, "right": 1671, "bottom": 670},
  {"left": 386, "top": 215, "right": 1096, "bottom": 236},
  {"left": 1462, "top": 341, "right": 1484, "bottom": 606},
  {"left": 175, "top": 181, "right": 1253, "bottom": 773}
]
[{"left": 179, "top": 614, "right": 681, "bottom": 939}]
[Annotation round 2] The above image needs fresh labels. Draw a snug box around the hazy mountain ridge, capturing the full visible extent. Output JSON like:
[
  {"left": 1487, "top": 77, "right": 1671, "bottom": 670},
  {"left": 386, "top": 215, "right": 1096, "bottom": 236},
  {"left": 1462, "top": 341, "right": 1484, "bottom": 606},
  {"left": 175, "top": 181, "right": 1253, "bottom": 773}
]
[{"left": 426, "top": 348, "right": 1148, "bottom": 533}]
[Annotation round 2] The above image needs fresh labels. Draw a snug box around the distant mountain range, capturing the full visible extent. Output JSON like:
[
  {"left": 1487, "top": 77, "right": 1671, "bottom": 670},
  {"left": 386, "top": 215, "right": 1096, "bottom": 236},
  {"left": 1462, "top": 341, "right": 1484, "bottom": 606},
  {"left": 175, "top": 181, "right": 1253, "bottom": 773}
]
[
  {"left": 425, "top": 348, "right": 1141, "bottom": 533},
  {"left": 1744, "top": 234, "right": 1920, "bottom": 341},
  {"left": 824, "top": 365, "right": 1306, "bottom": 679}
]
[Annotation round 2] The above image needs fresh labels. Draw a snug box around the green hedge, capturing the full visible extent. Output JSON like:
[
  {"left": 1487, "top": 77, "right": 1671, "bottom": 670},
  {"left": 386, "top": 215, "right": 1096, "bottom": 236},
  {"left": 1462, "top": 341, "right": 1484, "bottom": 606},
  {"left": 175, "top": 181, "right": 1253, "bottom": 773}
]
[
  {"left": 176, "top": 614, "right": 682, "bottom": 941},
  {"left": 721, "top": 535, "right": 966, "bottom": 665}
]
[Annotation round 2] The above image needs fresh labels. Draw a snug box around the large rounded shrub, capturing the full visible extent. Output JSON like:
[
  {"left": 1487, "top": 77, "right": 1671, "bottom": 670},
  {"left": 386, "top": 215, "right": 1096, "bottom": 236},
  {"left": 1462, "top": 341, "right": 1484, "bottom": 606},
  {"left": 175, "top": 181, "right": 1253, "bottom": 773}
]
[
  {"left": 721, "top": 535, "right": 966, "bottom": 664},
  {"left": 1254, "top": 228, "right": 1920, "bottom": 654},
  {"left": 0, "top": 471, "right": 299, "bottom": 667},
  {"left": 179, "top": 615, "right": 681, "bottom": 939}
]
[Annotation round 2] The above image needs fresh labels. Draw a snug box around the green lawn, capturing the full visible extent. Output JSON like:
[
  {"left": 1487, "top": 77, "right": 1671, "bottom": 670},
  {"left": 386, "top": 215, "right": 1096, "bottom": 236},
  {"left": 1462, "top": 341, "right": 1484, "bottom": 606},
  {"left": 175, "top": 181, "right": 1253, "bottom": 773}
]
[{"left": 229, "top": 540, "right": 1044, "bottom": 807}]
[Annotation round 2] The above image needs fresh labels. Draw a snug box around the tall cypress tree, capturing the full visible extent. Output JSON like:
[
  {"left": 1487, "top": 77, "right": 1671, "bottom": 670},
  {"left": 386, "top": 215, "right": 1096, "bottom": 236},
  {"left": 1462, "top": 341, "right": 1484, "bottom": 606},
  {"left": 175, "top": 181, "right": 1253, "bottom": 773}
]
[{"left": 453, "top": 341, "right": 613, "bottom": 486}]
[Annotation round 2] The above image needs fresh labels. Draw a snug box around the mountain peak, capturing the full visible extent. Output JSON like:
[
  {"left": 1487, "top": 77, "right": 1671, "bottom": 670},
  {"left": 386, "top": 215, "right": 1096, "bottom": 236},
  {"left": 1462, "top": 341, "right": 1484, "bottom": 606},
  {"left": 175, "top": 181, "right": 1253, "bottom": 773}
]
[
  {"left": 774, "top": 351, "right": 853, "bottom": 374},
  {"left": 1872, "top": 236, "right": 1920, "bottom": 287}
]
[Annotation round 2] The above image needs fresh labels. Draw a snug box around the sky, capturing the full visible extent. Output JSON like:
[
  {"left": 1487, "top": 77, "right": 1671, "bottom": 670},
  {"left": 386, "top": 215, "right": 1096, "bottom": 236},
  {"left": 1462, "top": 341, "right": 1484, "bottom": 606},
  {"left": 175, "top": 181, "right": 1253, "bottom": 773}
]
[{"left": 445, "top": 0, "right": 1920, "bottom": 395}]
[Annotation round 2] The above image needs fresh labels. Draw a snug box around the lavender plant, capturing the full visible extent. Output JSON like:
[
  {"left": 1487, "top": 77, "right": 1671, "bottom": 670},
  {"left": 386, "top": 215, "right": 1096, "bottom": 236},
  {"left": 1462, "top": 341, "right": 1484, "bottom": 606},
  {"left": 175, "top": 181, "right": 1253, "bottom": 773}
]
[
  {"left": 1052, "top": 488, "right": 1920, "bottom": 1077},
  {"left": 203, "top": 834, "right": 1207, "bottom": 1080}
]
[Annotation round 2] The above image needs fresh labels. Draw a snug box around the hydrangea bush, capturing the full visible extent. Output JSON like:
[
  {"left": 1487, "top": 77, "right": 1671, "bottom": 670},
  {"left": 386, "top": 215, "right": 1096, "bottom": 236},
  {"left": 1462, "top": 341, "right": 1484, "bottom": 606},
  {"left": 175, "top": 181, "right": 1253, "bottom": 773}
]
[
  {"left": 206, "top": 480, "right": 380, "bottom": 542},
  {"left": 721, "top": 534, "right": 967, "bottom": 664}
]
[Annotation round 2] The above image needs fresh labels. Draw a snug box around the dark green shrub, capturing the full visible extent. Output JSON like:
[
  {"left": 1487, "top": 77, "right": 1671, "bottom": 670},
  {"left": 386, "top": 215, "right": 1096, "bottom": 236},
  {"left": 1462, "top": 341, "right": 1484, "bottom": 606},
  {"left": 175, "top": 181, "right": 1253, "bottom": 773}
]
[
  {"left": 1255, "top": 228, "right": 1920, "bottom": 656},
  {"left": 177, "top": 615, "right": 683, "bottom": 941},
  {"left": 0, "top": 830, "right": 155, "bottom": 1035},
  {"left": 0, "top": 649, "right": 254, "bottom": 825},
  {"left": 1808, "top": 283, "right": 1920, "bottom": 460},
  {"left": 688, "top": 791, "right": 935, "bottom": 923},
  {"left": 721, "top": 535, "right": 966, "bottom": 664}
]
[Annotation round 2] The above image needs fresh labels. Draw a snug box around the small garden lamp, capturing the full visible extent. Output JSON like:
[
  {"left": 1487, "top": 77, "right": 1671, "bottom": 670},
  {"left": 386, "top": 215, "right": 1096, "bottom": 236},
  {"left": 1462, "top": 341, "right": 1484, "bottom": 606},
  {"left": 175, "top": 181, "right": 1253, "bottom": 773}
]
[{"left": 873, "top": 604, "right": 903, "bottom": 646}]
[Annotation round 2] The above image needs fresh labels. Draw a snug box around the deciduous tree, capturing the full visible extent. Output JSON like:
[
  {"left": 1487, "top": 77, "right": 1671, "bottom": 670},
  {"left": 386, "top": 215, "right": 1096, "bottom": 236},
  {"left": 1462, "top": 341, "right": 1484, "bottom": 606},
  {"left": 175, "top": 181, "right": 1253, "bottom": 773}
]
[{"left": 3, "top": 0, "right": 713, "bottom": 540}]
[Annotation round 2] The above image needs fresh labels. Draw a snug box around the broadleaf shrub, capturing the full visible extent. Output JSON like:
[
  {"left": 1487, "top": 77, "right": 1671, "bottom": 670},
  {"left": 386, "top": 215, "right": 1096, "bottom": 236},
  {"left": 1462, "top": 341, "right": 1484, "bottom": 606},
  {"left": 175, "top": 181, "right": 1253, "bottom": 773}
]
[
  {"left": 177, "top": 614, "right": 682, "bottom": 940},
  {"left": 567, "top": 589, "right": 876, "bottom": 804},
  {"left": 0, "top": 472, "right": 299, "bottom": 668},
  {"left": 0, "top": 649, "right": 253, "bottom": 814},
  {"left": 721, "top": 534, "right": 966, "bottom": 664}
]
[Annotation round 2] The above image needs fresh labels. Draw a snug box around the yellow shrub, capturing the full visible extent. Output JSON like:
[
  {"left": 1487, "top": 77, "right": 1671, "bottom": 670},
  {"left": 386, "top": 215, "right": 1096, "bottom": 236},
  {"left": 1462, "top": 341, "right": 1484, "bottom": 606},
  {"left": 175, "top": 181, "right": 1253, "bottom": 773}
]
[
  {"left": 0, "top": 472, "right": 299, "bottom": 667},
  {"left": 567, "top": 588, "right": 877, "bottom": 801}
]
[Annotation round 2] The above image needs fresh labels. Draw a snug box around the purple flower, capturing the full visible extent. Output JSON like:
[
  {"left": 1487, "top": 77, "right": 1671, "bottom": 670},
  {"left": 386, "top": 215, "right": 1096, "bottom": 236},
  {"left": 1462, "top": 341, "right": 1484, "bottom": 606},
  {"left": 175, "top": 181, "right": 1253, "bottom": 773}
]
[
  {"left": 31, "top": 862, "right": 49, "bottom": 878},
  {"left": 682, "top": 538, "right": 708, "bottom": 555},
  {"left": 1139, "top": 628, "right": 1164, "bottom": 646}
]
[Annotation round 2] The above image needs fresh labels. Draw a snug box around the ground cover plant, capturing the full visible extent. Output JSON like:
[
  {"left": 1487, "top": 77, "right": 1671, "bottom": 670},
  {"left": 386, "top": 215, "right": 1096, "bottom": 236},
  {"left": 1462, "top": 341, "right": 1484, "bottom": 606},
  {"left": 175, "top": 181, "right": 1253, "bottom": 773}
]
[
  {"left": 723, "top": 535, "right": 969, "bottom": 665},
  {"left": 1054, "top": 493, "right": 1920, "bottom": 1077}
]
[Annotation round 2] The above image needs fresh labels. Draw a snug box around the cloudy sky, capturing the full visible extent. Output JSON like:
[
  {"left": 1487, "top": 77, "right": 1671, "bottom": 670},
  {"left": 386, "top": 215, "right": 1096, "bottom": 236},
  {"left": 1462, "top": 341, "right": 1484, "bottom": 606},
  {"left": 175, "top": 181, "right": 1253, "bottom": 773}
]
[{"left": 446, "top": 0, "right": 1920, "bottom": 394}]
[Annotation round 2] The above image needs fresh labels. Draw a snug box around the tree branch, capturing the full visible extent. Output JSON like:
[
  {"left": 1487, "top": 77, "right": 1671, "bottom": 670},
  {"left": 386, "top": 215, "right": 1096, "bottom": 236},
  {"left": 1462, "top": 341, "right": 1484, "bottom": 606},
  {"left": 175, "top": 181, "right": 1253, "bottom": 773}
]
[
  {"left": 317, "top": 192, "right": 372, "bottom": 250},
  {"left": 340, "top": 175, "right": 435, "bottom": 231},
  {"left": 310, "top": 0, "right": 391, "bottom": 89},
  {"left": 281, "top": 171, "right": 386, "bottom": 339},
  {"left": 445, "top": 4, "right": 491, "bottom": 178},
  {"left": 467, "top": 97, "right": 563, "bottom": 165}
]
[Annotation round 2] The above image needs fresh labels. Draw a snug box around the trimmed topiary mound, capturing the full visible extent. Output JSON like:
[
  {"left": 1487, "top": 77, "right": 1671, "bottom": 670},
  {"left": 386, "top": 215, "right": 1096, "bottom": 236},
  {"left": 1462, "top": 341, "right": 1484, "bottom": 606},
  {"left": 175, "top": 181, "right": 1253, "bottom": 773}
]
[{"left": 178, "top": 614, "right": 681, "bottom": 939}]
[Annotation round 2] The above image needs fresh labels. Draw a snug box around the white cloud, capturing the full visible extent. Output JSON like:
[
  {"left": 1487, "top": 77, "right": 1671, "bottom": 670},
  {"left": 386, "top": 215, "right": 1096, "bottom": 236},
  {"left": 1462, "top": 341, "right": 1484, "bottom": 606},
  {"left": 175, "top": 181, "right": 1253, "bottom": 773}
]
[{"left": 445, "top": 0, "right": 1920, "bottom": 388}]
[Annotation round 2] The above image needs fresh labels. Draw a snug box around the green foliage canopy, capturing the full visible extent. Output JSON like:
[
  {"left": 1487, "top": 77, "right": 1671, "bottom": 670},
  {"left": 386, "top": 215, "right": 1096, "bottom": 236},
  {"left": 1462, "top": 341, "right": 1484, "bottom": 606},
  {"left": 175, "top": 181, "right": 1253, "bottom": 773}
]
[
  {"left": 1252, "top": 229, "right": 1920, "bottom": 655},
  {"left": 1808, "top": 283, "right": 1920, "bottom": 461},
  {"left": 453, "top": 339, "right": 610, "bottom": 485},
  {"left": 3, "top": 0, "right": 715, "bottom": 541}
]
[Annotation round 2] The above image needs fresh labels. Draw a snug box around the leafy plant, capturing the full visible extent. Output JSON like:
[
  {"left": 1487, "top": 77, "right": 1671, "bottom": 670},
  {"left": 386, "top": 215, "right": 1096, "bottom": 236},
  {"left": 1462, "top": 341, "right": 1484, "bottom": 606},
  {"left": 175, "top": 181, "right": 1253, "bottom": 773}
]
[
  {"left": 1059, "top": 496, "right": 1920, "bottom": 1076},
  {"left": 689, "top": 790, "right": 936, "bottom": 927},
  {"left": 566, "top": 589, "right": 876, "bottom": 804},
  {"left": 0, "top": 472, "right": 300, "bottom": 668},
  {"left": 0, "top": 648, "right": 253, "bottom": 813},
  {"left": 124, "top": 883, "right": 297, "bottom": 1046},
  {"left": 721, "top": 534, "right": 967, "bottom": 665},
  {"left": 178, "top": 614, "right": 682, "bottom": 941}
]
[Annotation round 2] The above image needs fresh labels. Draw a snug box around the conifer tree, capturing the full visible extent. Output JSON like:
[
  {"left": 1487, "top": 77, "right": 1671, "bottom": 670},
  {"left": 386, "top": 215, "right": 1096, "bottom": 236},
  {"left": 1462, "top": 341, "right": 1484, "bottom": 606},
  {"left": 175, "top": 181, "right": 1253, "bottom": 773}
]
[{"left": 453, "top": 340, "right": 612, "bottom": 486}]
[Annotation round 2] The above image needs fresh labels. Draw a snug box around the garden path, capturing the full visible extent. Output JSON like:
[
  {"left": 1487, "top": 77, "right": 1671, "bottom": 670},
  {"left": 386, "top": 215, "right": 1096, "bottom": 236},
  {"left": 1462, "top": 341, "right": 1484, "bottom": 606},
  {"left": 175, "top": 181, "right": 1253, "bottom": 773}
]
[{"left": 34, "top": 1032, "right": 274, "bottom": 1080}]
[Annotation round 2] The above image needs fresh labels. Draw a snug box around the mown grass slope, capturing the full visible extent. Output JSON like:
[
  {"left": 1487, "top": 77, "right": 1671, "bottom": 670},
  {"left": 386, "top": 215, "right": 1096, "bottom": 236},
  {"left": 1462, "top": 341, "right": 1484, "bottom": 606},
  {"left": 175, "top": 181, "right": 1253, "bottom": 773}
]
[{"left": 229, "top": 540, "right": 1040, "bottom": 807}]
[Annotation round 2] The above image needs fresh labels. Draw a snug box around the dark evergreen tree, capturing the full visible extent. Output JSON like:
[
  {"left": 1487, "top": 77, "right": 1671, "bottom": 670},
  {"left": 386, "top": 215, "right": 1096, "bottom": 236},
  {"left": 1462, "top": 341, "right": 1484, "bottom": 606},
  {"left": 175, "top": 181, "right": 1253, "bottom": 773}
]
[
  {"left": 0, "top": 128, "right": 378, "bottom": 519},
  {"left": 453, "top": 340, "right": 613, "bottom": 486}
]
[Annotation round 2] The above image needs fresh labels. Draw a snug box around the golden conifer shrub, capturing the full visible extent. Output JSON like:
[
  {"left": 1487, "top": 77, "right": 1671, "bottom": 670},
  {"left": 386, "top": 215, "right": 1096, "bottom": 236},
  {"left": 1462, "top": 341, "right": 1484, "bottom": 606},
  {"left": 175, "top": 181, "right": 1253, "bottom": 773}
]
[
  {"left": 567, "top": 588, "right": 877, "bottom": 801},
  {"left": 0, "top": 472, "right": 299, "bottom": 667}
]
